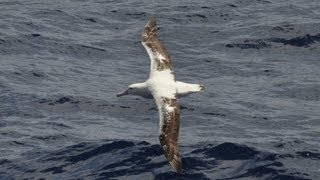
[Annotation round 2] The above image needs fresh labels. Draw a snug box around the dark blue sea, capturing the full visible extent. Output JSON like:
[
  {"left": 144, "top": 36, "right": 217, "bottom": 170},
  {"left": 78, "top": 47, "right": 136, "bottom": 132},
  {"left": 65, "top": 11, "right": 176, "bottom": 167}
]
[{"left": 0, "top": 0, "right": 320, "bottom": 179}]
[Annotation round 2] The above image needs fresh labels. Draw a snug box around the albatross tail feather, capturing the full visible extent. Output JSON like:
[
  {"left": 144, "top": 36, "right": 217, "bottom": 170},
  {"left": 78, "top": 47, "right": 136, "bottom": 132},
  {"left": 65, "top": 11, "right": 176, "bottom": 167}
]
[
  {"left": 199, "top": 84, "right": 206, "bottom": 91},
  {"left": 175, "top": 81, "right": 207, "bottom": 97}
]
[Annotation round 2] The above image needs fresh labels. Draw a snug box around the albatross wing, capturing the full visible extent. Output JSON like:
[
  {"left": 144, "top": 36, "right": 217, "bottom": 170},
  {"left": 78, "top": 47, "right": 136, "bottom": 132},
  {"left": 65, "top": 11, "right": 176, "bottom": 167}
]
[
  {"left": 155, "top": 96, "right": 182, "bottom": 173},
  {"left": 142, "top": 17, "right": 182, "bottom": 173},
  {"left": 141, "top": 17, "right": 173, "bottom": 75}
]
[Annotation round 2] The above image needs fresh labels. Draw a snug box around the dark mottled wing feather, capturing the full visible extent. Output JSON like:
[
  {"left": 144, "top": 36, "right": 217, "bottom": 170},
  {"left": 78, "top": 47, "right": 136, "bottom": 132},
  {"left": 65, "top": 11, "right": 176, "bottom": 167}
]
[
  {"left": 156, "top": 97, "right": 182, "bottom": 173},
  {"left": 141, "top": 17, "right": 173, "bottom": 74}
]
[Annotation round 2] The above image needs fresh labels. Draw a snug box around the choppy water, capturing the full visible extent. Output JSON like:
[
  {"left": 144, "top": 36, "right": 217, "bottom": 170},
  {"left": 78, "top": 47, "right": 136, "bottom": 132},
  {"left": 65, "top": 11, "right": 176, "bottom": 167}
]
[{"left": 1, "top": 0, "right": 320, "bottom": 179}]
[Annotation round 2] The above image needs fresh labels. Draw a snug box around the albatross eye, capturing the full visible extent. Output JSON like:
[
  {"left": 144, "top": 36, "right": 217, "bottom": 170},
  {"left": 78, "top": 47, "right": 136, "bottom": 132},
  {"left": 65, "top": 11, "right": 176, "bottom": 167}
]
[{"left": 129, "top": 87, "right": 133, "bottom": 90}]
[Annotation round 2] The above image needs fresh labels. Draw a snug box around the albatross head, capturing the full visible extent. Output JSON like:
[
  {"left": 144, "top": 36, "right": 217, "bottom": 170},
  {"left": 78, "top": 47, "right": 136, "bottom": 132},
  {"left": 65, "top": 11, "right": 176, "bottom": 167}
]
[{"left": 117, "top": 83, "right": 149, "bottom": 98}]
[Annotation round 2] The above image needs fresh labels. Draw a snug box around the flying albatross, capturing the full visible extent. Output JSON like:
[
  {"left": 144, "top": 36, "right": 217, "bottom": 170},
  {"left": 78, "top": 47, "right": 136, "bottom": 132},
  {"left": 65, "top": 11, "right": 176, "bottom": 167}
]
[{"left": 117, "top": 17, "right": 206, "bottom": 173}]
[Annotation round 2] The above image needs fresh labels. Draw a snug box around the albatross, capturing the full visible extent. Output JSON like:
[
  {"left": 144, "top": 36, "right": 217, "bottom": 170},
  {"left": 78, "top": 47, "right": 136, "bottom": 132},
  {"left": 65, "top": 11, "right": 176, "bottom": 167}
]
[{"left": 117, "top": 17, "right": 206, "bottom": 173}]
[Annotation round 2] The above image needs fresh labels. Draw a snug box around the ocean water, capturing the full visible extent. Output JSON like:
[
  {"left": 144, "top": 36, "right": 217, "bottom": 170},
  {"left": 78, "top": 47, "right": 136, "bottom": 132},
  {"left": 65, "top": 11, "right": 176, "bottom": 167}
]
[{"left": 0, "top": 0, "right": 320, "bottom": 179}]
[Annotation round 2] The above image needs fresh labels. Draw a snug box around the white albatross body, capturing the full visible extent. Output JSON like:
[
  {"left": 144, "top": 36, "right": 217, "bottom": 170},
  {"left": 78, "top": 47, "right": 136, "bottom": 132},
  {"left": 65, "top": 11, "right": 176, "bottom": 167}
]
[{"left": 117, "top": 17, "right": 206, "bottom": 173}]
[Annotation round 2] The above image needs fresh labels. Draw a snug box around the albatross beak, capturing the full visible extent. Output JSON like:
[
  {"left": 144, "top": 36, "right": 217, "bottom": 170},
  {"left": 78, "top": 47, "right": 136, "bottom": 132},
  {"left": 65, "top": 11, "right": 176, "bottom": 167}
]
[{"left": 117, "top": 89, "right": 129, "bottom": 97}]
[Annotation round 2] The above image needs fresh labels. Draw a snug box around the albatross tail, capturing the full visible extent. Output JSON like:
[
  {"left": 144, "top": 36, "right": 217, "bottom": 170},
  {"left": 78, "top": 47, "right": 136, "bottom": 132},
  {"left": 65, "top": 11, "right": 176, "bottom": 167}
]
[{"left": 176, "top": 81, "right": 206, "bottom": 97}]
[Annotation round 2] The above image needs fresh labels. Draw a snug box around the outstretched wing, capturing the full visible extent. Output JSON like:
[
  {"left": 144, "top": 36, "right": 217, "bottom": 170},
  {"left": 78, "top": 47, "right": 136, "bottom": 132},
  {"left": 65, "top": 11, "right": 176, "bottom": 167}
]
[
  {"left": 155, "top": 96, "right": 182, "bottom": 173},
  {"left": 142, "top": 17, "right": 182, "bottom": 173},
  {"left": 141, "top": 17, "right": 173, "bottom": 75}
]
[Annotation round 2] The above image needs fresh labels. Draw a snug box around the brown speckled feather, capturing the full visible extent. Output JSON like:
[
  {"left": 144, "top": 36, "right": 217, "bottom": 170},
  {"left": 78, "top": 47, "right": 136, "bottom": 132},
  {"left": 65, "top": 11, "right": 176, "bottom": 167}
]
[
  {"left": 141, "top": 17, "right": 173, "bottom": 72},
  {"left": 157, "top": 97, "right": 182, "bottom": 173}
]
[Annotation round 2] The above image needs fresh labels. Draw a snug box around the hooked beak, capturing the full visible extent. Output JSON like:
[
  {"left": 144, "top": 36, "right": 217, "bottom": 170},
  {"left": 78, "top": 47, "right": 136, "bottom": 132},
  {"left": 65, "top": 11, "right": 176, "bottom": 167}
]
[{"left": 117, "top": 89, "right": 129, "bottom": 97}]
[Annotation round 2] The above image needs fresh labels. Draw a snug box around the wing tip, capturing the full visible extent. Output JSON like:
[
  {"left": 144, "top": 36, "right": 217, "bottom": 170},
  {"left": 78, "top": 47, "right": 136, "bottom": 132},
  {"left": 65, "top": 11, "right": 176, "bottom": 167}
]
[
  {"left": 142, "top": 16, "right": 158, "bottom": 42},
  {"left": 146, "top": 16, "right": 157, "bottom": 28},
  {"left": 169, "top": 155, "right": 183, "bottom": 173}
]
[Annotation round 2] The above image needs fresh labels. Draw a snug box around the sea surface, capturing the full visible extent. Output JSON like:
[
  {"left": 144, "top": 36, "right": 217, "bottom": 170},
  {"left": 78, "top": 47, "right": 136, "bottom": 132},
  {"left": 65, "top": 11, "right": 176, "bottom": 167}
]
[{"left": 0, "top": 0, "right": 320, "bottom": 179}]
